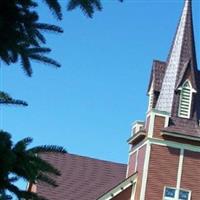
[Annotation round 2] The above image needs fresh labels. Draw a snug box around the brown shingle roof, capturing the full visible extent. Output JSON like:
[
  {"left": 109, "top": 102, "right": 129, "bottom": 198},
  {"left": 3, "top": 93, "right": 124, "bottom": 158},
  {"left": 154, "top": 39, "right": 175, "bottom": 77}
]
[
  {"left": 162, "top": 117, "right": 200, "bottom": 138},
  {"left": 147, "top": 60, "right": 166, "bottom": 93},
  {"left": 36, "top": 153, "right": 127, "bottom": 200}
]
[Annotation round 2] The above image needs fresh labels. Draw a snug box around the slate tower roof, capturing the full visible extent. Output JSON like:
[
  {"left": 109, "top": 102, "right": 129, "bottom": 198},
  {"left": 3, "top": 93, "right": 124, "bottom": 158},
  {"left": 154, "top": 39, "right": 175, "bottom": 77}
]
[{"left": 155, "top": 0, "right": 199, "bottom": 120}]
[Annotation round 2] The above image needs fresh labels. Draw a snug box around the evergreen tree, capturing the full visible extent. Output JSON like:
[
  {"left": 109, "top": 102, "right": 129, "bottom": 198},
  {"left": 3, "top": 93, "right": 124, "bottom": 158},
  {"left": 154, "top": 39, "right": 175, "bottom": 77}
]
[
  {"left": 0, "top": 0, "right": 122, "bottom": 199},
  {"left": 0, "top": 130, "right": 67, "bottom": 200},
  {"left": 0, "top": 92, "right": 27, "bottom": 106},
  {"left": 0, "top": 0, "right": 122, "bottom": 76}
]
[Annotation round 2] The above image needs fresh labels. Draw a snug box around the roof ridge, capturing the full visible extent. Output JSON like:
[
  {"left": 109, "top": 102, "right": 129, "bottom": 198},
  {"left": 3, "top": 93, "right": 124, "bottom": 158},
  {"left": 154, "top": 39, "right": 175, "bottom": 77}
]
[
  {"left": 42, "top": 151, "right": 127, "bottom": 165},
  {"left": 68, "top": 153, "right": 127, "bottom": 165}
]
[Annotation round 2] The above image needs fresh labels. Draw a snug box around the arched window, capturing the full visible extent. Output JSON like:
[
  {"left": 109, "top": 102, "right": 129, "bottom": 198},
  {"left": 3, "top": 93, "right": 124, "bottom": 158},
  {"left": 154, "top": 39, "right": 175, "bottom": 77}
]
[{"left": 178, "top": 80, "right": 193, "bottom": 118}]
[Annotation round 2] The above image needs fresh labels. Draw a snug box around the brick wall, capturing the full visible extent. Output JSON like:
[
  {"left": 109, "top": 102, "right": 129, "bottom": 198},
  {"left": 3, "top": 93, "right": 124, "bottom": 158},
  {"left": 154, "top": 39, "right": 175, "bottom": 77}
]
[
  {"left": 145, "top": 145, "right": 180, "bottom": 200},
  {"left": 112, "top": 186, "right": 132, "bottom": 200},
  {"left": 153, "top": 115, "right": 165, "bottom": 138},
  {"left": 181, "top": 150, "right": 200, "bottom": 200},
  {"left": 127, "top": 152, "right": 136, "bottom": 177},
  {"left": 134, "top": 145, "right": 146, "bottom": 200}
]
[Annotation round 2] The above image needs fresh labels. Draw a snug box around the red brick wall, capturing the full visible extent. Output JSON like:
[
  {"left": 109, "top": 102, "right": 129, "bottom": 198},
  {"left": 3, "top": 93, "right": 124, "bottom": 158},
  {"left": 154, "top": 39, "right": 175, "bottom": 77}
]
[
  {"left": 112, "top": 186, "right": 132, "bottom": 200},
  {"left": 153, "top": 115, "right": 165, "bottom": 138},
  {"left": 181, "top": 150, "right": 200, "bottom": 200},
  {"left": 134, "top": 145, "right": 146, "bottom": 200},
  {"left": 145, "top": 145, "right": 180, "bottom": 200},
  {"left": 152, "top": 115, "right": 200, "bottom": 146},
  {"left": 127, "top": 152, "right": 136, "bottom": 177}
]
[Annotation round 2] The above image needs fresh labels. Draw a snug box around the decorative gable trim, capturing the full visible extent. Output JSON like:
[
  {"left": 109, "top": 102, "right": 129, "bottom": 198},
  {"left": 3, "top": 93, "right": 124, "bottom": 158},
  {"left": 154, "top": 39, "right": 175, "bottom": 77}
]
[
  {"left": 97, "top": 173, "right": 137, "bottom": 200},
  {"left": 175, "top": 60, "right": 197, "bottom": 91}
]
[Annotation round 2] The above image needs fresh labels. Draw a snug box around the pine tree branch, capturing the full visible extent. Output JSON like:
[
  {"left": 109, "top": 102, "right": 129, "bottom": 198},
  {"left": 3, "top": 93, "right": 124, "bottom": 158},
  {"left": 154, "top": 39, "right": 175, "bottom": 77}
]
[
  {"left": 29, "top": 54, "right": 61, "bottom": 68},
  {"left": 37, "top": 173, "right": 58, "bottom": 187},
  {"left": 43, "top": 0, "right": 62, "bottom": 20},
  {"left": 35, "top": 23, "right": 63, "bottom": 33},
  {"left": 0, "top": 91, "right": 28, "bottom": 106}
]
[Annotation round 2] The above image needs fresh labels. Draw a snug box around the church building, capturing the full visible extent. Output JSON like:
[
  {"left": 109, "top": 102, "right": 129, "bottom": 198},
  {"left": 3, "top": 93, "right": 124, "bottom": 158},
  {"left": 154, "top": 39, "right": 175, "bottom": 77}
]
[{"left": 30, "top": 0, "right": 200, "bottom": 199}]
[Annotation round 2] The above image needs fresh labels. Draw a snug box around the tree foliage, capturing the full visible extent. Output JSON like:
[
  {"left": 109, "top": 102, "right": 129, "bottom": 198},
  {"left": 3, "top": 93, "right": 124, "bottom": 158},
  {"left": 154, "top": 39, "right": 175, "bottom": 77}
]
[
  {"left": 0, "top": 0, "right": 122, "bottom": 76},
  {"left": 0, "top": 92, "right": 28, "bottom": 106},
  {"left": 0, "top": 130, "right": 67, "bottom": 200},
  {"left": 0, "top": 0, "right": 123, "bottom": 199},
  {"left": 0, "top": 0, "right": 62, "bottom": 76}
]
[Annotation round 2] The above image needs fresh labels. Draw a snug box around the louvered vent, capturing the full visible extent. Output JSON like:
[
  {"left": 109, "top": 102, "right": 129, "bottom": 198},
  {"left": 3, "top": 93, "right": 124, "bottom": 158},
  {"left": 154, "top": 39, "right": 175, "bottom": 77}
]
[{"left": 178, "top": 81, "right": 192, "bottom": 118}]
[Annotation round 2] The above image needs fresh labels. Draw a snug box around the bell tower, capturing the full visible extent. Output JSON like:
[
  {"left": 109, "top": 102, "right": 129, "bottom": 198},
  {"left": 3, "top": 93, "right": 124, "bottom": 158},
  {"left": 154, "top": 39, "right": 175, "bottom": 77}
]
[
  {"left": 97, "top": 1, "right": 199, "bottom": 199},
  {"left": 126, "top": 0, "right": 200, "bottom": 199}
]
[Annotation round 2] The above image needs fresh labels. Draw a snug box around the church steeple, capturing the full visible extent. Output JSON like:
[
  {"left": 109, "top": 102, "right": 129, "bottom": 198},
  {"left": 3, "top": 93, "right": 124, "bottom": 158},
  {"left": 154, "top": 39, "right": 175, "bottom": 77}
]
[{"left": 156, "top": 0, "right": 198, "bottom": 119}]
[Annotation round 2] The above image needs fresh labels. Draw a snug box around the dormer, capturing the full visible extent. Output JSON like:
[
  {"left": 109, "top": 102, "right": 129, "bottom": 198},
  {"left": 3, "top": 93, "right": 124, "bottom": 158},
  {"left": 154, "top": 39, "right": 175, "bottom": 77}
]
[
  {"left": 147, "top": 60, "right": 167, "bottom": 112},
  {"left": 178, "top": 80, "right": 196, "bottom": 118}
]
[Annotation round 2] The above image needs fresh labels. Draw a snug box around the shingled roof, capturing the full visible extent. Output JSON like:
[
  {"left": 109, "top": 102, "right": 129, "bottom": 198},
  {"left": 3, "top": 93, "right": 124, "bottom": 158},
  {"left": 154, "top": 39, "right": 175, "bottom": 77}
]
[
  {"left": 147, "top": 60, "right": 167, "bottom": 93},
  {"left": 156, "top": 0, "right": 199, "bottom": 119},
  {"left": 35, "top": 153, "right": 127, "bottom": 200},
  {"left": 147, "top": 0, "right": 200, "bottom": 138}
]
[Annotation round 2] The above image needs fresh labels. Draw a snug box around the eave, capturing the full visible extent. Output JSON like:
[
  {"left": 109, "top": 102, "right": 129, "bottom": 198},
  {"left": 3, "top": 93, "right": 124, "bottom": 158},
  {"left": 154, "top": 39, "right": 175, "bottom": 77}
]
[
  {"left": 127, "top": 130, "right": 146, "bottom": 145},
  {"left": 97, "top": 173, "right": 137, "bottom": 200},
  {"left": 161, "top": 130, "right": 200, "bottom": 142}
]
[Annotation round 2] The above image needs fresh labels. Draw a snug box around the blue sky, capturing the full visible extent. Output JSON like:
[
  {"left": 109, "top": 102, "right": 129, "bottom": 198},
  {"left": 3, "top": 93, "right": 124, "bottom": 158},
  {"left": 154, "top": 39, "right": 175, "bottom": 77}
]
[{"left": 1, "top": 0, "right": 200, "bottom": 164}]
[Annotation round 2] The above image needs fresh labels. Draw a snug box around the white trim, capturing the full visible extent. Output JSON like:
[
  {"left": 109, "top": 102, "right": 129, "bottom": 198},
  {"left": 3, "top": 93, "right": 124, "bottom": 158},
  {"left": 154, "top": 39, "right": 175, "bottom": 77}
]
[
  {"left": 140, "top": 141, "right": 151, "bottom": 200},
  {"left": 131, "top": 121, "right": 145, "bottom": 136},
  {"left": 179, "top": 188, "right": 192, "bottom": 200},
  {"left": 162, "top": 186, "right": 191, "bottom": 200},
  {"left": 148, "top": 112, "right": 155, "bottom": 137},
  {"left": 147, "top": 109, "right": 170, "bottom": 138},
  {"left": 129, "top": 140, "right": 148, "bottom": 156},
  {"left": 176, "top": 149, "right": 184, "bottom": 198},
  {"left": 130, "top": 179, "right": 137, "bottom": 200},
  {"left": 148, "top": 83, "right": 154, "bottom": 111},
  {"left": 163, "top": 186, "right": 176, "bottom": 200},
  {"left": 148, "top": 137, "right": 200, "bottom": 153},
  {"left": 161, "top": 131, "right": 200, "bottom": 142},
  {"left": 164, "top": 115, "right": 170, "bottom": 127},
  {"left": 134, "top": 150, "right": 139, "bottom": 173},
  {"left": 127, "top": 140, "right": 148, "bottom": 178},
  {"left": 128, "top": 131, "right": 146, "bottom": 144},
  {"left": 97, "top": 174, "right": 137, "bottom": 200},
  {"left": 177, "top": 79, "right": 197, "bottom": 93},
  {"left": 126, "top": 152, "right": 131, "bottom": 178},
  {"left": 147, "top": 108, "right": 170, "bottom": 118},
  {"left": 178, "top": 80, "right": 195, "bottom": 119}
]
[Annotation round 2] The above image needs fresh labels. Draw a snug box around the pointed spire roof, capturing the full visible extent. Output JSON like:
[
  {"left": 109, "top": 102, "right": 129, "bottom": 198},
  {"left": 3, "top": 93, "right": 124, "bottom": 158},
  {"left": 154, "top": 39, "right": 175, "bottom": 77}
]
[{"left": 156, "top": 0, "right": 198, "bottom": 116}]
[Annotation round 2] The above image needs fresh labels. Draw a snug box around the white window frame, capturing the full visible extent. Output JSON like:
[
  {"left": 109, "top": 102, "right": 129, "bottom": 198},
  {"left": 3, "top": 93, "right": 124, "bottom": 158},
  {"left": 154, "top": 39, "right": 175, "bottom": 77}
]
[
  {"left": 178, "top": 80, "right": 196, "bottom": 119},
  {"left": 163, "top": 186, "right": 191, "bottom": 200}
]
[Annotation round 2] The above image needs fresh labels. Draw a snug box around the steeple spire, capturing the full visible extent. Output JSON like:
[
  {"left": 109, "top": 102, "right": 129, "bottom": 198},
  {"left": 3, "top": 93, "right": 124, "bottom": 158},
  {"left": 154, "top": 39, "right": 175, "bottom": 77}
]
[{"left": 156, "top": 0, "right": 198, "bottom": 116}]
